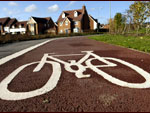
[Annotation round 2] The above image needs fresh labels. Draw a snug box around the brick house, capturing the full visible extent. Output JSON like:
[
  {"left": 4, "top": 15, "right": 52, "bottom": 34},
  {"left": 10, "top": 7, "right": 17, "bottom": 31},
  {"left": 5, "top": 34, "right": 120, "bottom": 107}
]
[
  {"left": 4, "top": 18, "right": 18, "bottom": 34},
  {"left": 27, "top": 16, "right": 57, "bottom": 35},
  {"left": 0, "top": 17, "right": 28, "bottom": 35},
  {"left": 88, "top": 15, "right": 99, "bottom": 31},
  {"left": 57, "top": 5, "right": 90, "bottom": 34},
  {"left": 0, "top": 22, "right": 1, "bottom": 34},
  {"left": 11, "top": 21, "right": 27, "bottom": 34},
  {"left": 0, "top": 17, "right": 11, "bottom": 35}
]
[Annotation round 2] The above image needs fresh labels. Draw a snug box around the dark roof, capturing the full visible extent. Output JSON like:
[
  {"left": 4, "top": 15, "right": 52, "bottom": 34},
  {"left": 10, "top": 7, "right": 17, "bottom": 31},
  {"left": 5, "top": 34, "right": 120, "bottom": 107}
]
[
  {"left": 6, "top": 18, "right": 17, "bottom": 27},
  {"left": 45, "top": 17, "right": 52, "bottom": 21},
  {"left": 0, "top": 17, "right": 10, "bottom": 25},
  {"left": 15, "top": 21, "right": 27, "bottom": 28},
  {"left": 32, "top": 16, "right": 51, "bottom": 23},
  {"left": 57, "top": 7, "right": 85, "bottom": 22},
  {"left": 89, "top": 15, "right": 98, "bottom": 23}
]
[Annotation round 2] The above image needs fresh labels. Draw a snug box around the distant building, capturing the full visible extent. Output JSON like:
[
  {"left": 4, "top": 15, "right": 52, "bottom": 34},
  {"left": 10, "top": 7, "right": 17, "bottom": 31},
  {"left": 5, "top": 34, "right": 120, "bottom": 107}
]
[
  {"left": 0, "top": 17, "right": 11, "bottom": 35},
  {"left": 102, "top": 24, "right": 109, "bottom": 29},
  {"left": 27, "top": 16, "right": 57, "bottom": 35},
  {"left": 57, "top": 5, "right": 90, "bottom": 34},
  {"left": 88, "top": 15, "right": 99, "bottom": 31},
  {"left": 0, "top": 17, "right": 28, "bottom": 35},
  {"left": 4, "top": 18, "right": 17, "bottom": 34},
  {"left": 10, "top": 21, "right": 27, "bottom": 34},
  {"left": 99, "top": 24, "right": 109, "bottom": 32},
  {"left": 0, "top": 6, "right": 100, "bottom": 35}
]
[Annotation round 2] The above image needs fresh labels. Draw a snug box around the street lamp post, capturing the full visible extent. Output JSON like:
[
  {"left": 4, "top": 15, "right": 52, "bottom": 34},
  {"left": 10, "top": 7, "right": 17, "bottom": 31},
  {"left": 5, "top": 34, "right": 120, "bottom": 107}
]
[{"left": 109, "top": 1, "right": 111, "bottom": 34}]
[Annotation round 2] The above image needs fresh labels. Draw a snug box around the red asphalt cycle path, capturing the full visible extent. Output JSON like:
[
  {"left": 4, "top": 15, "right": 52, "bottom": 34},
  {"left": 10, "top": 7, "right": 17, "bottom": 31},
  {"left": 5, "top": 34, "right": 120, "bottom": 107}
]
[{"left": 0, "top": 37, "right": 150, "bottom": 112}]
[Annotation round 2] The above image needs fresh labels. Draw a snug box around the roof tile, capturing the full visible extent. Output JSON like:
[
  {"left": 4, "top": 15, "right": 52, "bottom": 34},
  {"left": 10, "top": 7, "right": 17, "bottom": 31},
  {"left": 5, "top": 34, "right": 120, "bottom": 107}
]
[{"left": 57, "top": 8, "right": 84, "bottom": 22}]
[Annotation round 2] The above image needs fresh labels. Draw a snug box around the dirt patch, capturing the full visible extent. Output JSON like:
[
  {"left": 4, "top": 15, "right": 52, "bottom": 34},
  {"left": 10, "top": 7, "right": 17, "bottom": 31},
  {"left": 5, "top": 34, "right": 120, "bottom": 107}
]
[{"left": 99, "top": 94, "right": 118, "bottom": 107}]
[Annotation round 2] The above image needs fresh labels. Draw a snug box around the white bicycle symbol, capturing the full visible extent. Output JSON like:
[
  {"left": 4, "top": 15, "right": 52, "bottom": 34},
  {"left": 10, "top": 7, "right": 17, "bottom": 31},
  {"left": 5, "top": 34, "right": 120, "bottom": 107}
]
[{"left": 0, "top": 51, "right": 150, "bottom": 100}]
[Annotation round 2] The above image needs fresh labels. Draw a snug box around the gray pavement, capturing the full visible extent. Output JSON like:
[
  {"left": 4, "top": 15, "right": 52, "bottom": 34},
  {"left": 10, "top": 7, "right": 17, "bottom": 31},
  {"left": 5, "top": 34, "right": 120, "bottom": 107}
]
[
  {"left": 0, "top": 39, "right": 49, "bottom": 59},
  {"left": 0, "top": 34, "right": 102, "bottom": 59}
]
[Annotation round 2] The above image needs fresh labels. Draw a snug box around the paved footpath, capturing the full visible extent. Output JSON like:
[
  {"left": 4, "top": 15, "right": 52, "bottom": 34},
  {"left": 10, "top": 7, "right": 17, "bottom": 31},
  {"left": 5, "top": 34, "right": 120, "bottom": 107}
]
[
  {"left": 0, "top": 36, "right": 150, "bottom": 112},
  {"left": 0, "top": 39, "right": 49, "bottom": 59}
]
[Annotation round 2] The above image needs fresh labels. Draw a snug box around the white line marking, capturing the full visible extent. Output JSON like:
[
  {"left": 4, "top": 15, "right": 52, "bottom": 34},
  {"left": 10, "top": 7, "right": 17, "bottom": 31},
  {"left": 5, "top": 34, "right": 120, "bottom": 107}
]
[
  {"left": 0, "top": 40, "right": 50, "bottom": 65},
  {"left": 0, "top": 61, "right": 61, "bottom": 100},
  {"left": 51, "top": 54, "right": 83, "bottom": 57},
  {"left": 0, "top": 38, "right": 67, "bottom": 66},
  {"left": 1, "top": 38, "right": 150, "bottom": 100},
  {"left": 86, "top": 56, "right": 150, "bottom": 89}
]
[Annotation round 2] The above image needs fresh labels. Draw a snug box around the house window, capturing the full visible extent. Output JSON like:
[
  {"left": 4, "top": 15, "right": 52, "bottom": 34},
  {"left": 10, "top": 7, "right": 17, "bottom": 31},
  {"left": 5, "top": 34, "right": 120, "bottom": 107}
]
[
  {"left": 0, "top": 25, "right": 2, "bottom": 30},
  {"left": 74, "top": 21, "right": 78, "bottom": 25},
  {"left": 60, "top": 22, "right": 63, "bottom": 26},
  {"left": 65, "top": 21, "right": 68, "bottom": 25},
  {"left": 4, "top": 27, "right": 10, "bottom": 33},
  {"left": 21, "top": 24, "right": 24, "bottom": 28},
  {"left": 65, "top": 29, "right": 68, "bottom": 34},
  {"left": 73, "top": 27, "right": 79, "bottom": 33},
  {"left": 31, "top": 31, "right": 35, "bottom": 35},
  {"left": 74, "top": 11, "right": 78, "bottom": 17},
  {"left": 60, "top": 30, "right": 63, "bottom": 33},
  {"left": 31, "top": 24, "right": 34, "bottom": 27},
  {"left": 62, "top": 13, "right": 65, "bottom": 18}
]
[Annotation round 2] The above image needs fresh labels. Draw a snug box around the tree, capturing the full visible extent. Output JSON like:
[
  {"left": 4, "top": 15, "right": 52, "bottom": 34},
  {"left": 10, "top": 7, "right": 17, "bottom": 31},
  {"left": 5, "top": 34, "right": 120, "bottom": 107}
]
[
  {"left": 129, "top": 1, "right": 147, "bottom": 35},
  {"left": 121, "top": 13, "right": 128, "bottom": 34},
  {"left": 145, "top": 1, "right": 150, "bottom": 34},
  {"left": 125, "top": 9, "right": 134, "bottom": 33},
  {"left": 114, "top": 13, "right": 122, "bottom": 33},
  {"left": 108, "top": 18, "right": 115, "bottom": 34},
  {"left": 114, "top": 13, "right": 127, "bottom": 34}
]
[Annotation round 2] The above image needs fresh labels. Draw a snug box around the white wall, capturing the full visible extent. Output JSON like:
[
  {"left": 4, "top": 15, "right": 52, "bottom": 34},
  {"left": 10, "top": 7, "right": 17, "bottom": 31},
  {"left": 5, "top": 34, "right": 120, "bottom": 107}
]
[
  {"left": 93, "top": 21, "right": 97, "bottom": 30},
  {"left": 10, "top": 28, "right": 26, "bottom": 34},
  {"left": 4, "top": 27, "right": 10, "bottom": 33}
]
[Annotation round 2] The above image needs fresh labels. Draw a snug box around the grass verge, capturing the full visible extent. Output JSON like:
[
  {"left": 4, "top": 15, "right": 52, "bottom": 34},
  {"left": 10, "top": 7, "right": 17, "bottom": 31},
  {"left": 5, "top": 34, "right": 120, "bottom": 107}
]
[{"left": 89, "top": 34, "right": 150, "bottom": 53}]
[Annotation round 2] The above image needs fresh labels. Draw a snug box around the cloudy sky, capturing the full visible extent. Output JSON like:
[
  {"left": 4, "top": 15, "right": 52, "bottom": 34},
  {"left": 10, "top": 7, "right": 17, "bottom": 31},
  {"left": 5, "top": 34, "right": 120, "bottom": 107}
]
[{"left": 0, "top": 1, "right": 133, "bottom": 24}]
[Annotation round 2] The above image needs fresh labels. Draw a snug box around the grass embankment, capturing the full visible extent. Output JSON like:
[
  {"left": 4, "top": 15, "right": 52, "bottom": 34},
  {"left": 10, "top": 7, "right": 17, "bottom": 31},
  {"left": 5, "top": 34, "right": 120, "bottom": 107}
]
[{"left": 89, "top": 34, "right": 150, "bottom": 53}]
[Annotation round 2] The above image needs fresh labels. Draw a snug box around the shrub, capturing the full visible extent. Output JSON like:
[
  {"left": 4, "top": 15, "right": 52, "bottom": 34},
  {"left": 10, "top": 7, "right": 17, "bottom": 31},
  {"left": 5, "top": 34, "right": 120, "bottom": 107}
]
[{"left": 0, "top": 32, "right": 103, "bottom": 45}]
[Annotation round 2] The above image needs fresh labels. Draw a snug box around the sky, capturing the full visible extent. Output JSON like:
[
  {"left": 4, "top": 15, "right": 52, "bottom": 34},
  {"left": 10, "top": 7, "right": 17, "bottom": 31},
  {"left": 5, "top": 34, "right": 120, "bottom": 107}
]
[{"left": 0, "top": 1, "right": 133, "bottom": 24}]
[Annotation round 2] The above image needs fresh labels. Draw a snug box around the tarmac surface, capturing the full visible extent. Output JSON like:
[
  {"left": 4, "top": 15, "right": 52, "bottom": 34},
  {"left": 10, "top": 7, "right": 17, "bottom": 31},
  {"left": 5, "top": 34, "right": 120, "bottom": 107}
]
[
  {"left": 0, "top": 36, "right": 150, "bottom": 112},
  {"left": 0, "top": 39, "right": 49, "bottom": 59}
]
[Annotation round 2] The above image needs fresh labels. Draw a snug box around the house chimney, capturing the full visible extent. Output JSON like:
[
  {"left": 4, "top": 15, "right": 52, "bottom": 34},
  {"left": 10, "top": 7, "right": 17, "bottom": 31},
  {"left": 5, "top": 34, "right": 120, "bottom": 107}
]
[
  {"left": 82, "top": 5, "right": 86, "bottom": 10},
  {"left": 82, "top": 5, "right": 86, "bottom": 14}
]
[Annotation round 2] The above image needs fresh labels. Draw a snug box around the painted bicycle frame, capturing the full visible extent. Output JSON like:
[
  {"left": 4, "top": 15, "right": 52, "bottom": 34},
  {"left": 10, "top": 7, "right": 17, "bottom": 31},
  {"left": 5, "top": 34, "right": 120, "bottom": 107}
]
[{"left": 0, "top": 51, "right": 150, "bottom": 100}]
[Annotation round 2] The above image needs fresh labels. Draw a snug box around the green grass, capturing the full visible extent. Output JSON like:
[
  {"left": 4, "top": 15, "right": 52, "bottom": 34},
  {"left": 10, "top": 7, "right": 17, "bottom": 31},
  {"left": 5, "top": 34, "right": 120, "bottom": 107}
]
[{"left": 89, "top": 34, "right": 150, "bottom": 53}]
